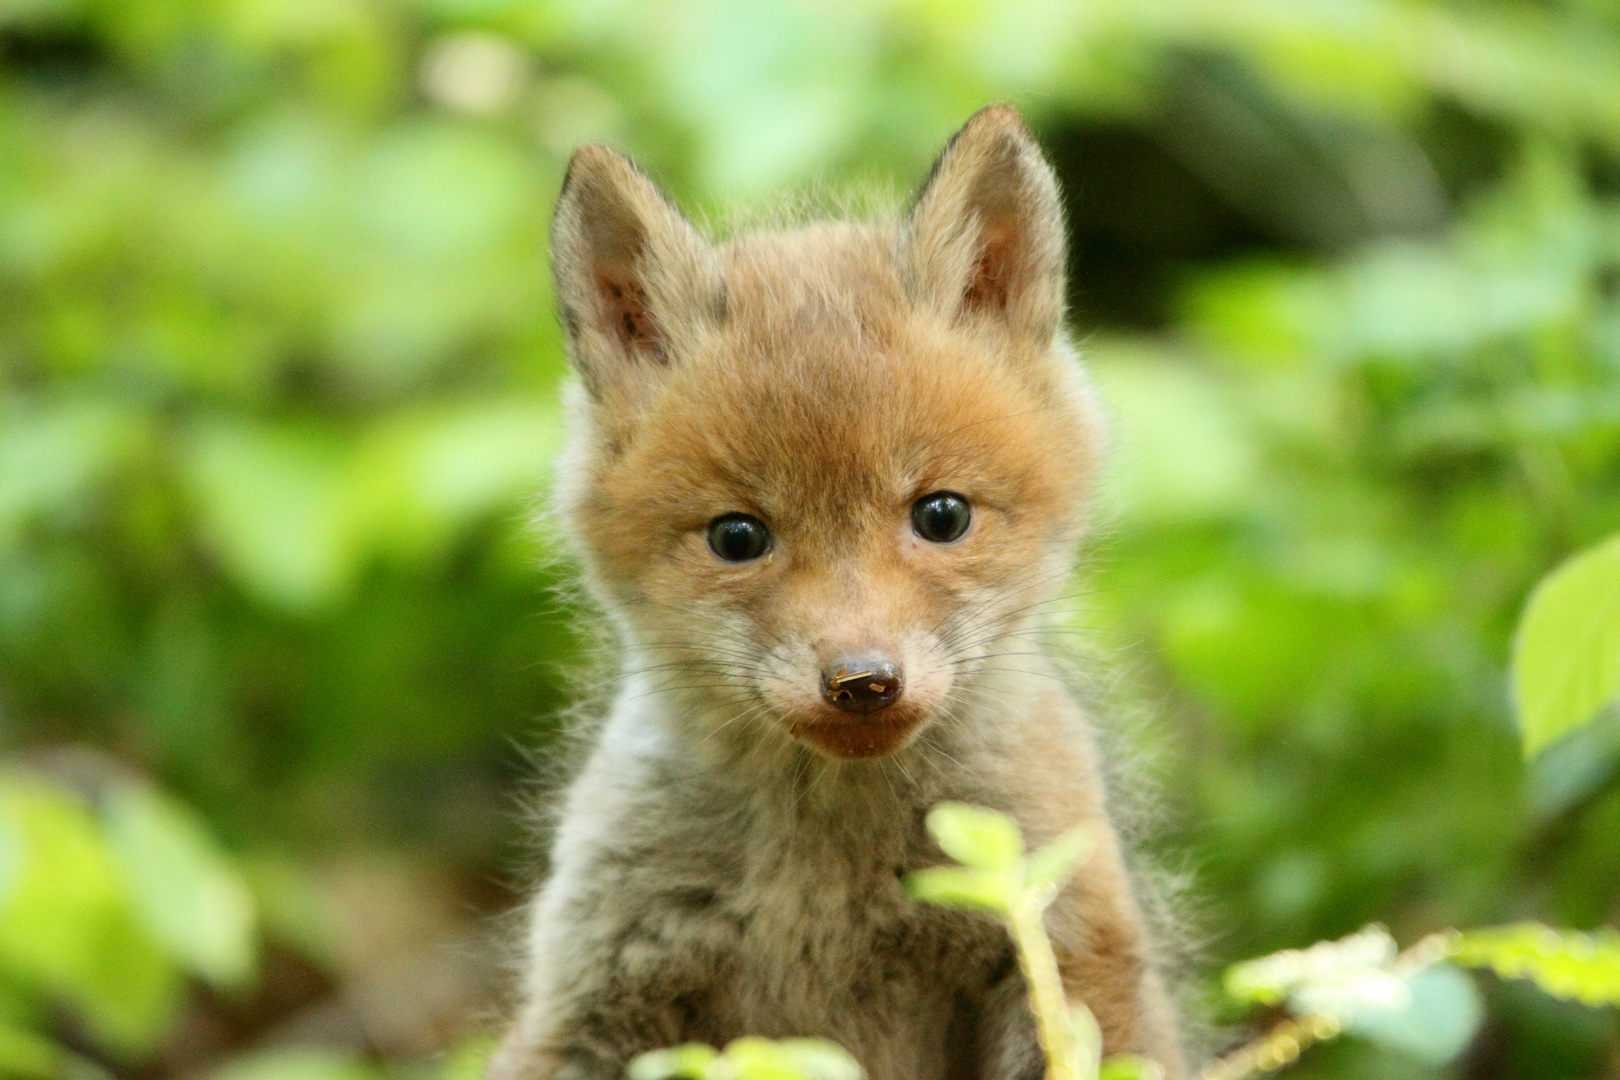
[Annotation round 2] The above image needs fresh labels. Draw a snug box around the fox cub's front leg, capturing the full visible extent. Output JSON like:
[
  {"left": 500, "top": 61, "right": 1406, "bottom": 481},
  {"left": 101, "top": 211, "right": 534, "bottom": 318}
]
[
  {"left": 487, "top": 993, "right": 685, "bottom": 1080},
  {"left": 972, "top": 867, "right": 1192, "bottom": 1080},
  {"left": 1052, "top": 836, "right": 1185, "bottom": 1078},
  {"left": 486, "top": 908, "right": 723, "bottom": 1080}
]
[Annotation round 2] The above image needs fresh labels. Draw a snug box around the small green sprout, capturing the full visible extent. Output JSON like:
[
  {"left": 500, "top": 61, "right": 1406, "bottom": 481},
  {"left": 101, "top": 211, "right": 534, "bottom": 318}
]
[{"left": 903, "top": 803, "right": 1153, "bottom": 1080}]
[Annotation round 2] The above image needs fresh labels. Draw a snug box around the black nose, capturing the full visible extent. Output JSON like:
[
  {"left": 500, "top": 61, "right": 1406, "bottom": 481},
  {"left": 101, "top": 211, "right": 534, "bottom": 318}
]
[{"left": 821, "top": 655, "right": 904, "bottom": 714}]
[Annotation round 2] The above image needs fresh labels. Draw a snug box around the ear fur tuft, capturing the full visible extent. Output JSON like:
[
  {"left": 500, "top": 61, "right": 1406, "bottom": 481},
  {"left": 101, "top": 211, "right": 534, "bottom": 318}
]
[{"left": 897, "top": 105, "right": 1067, "bottom": 342}]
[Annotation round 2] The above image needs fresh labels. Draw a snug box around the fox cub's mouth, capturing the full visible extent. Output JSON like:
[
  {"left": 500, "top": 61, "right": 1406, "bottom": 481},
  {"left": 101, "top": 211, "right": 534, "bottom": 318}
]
[{"left": 789, "top": 710, "right": 926, "bottom": 759}]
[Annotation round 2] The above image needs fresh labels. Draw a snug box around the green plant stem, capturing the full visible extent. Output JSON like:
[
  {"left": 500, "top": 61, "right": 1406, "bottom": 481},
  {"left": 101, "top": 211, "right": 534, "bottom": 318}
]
[
  {"left": 1009, "top": 894, "right": 1082, "bottom": 1080},
  {"left": 1196, "top": 1015, "right": 1342, "bottom": 1080}
]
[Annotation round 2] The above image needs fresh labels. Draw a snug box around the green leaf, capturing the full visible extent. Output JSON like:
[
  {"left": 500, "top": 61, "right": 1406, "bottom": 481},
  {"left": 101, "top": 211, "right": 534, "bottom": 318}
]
[
  {"left": 721, "top": 1038, "right": 863, "bottom": 1080},
  {"left": 923, "top": 803, "right": 1023, "bottom": 871},
  {"left": 634, "top": 1038, "right": 865, "bottom": 1080},
  {"left": 1527, "top": 703, "right": 1620, "bottom": 820},
  {"left": 1224, "top": 925, "right": 1398, "bottom": 1006},
  {"left": 902, "top": 866, "right": 1012, "bottom": 914},
  {"left": 1333, "top": 963, "right": 1482, "bottom": 1066},
  {"left": 629, "top": 1044, "right": 720, "bottom": 1080},
  {"left": 101, "top": 780, "right": 259, "bottom": 992},
  {"left": 1512, "top": 535, "right": 1620, "bottom": 757},
  {"left": 1099, "top": 1056, "right": 1163, "bottom": 1080},
  {"left": 1453, "top": 923, "right": 1620, "bottom": 1007},
  {"left": 1022, "top": 825, "right": 1094, "bottom": 899},
  {"left": 355, "top": 398, "right": 561, "bottom": 563},
  {"left": 0, "top": 775, "right": 181, "bottom": 1057}
]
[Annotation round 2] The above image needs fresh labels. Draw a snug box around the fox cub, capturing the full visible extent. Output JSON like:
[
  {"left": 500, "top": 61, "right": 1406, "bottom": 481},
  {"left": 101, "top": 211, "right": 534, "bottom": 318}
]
[{"left": 490, "top": 106, "right": 1184, "bottom": 1080}]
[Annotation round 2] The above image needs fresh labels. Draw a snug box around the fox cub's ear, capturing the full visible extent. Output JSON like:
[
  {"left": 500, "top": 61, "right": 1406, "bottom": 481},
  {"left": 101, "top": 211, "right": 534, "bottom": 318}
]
[
  {"left": 898, "top": 105, "right": 1066, "bottom": 343},
  {"left": 551, "top": 146, "right": 724, "bottom": 401}
]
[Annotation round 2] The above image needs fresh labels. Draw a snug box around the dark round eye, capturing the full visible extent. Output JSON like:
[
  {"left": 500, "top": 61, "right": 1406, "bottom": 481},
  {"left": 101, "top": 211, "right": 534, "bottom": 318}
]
[
  {"left": 911, "top": 491, "right": 972, "bottom": 544},
  {"left": 706, "top": 513, "right": 772, "bottom": 562}
]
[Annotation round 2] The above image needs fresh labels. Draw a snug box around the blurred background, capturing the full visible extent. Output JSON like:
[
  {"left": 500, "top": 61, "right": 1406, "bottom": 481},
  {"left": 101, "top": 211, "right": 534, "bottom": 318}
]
[{"left": 2, "top": 1, "right": 1619, "bottom": 1078}]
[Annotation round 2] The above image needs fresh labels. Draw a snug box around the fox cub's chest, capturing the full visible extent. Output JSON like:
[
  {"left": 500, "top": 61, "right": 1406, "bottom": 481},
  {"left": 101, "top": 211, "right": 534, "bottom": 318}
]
[{"left": 704, "top": 819, "right": 1014, "bottom": 1046}]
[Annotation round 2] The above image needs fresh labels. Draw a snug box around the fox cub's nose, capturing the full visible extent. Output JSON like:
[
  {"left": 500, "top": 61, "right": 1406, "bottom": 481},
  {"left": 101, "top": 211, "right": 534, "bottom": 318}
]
[{"left": 821, "top": 655, "right": 904, "bottom": 714}]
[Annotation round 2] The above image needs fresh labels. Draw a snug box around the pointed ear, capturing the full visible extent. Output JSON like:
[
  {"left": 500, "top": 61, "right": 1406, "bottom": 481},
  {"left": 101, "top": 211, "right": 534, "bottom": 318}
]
[
  {"left": 551, "top": 146, "right": 725, "bottom": 401},
  {"left": 896, "top": 106, "right": 1066, "bottom": 342}
]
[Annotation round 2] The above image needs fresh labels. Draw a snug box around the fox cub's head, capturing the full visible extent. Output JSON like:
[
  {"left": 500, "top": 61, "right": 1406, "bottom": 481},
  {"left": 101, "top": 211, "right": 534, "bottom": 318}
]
[{"left": 550, "top": 106, "right": 1103, "bottom": 761}]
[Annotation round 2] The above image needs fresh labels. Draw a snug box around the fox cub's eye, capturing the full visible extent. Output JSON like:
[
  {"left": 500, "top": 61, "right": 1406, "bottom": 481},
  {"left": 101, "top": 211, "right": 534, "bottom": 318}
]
[
  {"left": 912, "top": 491, "right": 972, "bottom": 544},
  {"left": 707, "top": 513, "right": 772, "bottom": 562}
]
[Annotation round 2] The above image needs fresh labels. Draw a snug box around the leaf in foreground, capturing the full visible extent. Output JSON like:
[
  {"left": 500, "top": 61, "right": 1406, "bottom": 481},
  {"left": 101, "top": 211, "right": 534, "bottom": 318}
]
[
  {"left": 630, "top": 1038, "right": 862, "bottom": 1080},
  {"left": 1512, "top": 535, "right": 1620, "bottom": 757},
  {"left": 923, "top": 803, "right": 1024, "bottom": 871}
]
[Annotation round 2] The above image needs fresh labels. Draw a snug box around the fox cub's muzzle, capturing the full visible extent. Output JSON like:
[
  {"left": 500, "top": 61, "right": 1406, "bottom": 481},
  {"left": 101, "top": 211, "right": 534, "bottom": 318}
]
[{"left": 820, "top": 655, "right": 904, "bottom": 714}]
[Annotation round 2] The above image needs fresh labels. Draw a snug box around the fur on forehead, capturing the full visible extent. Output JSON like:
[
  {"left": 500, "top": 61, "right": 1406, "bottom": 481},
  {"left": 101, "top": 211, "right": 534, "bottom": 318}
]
[{"left": 606, "top": 286, "right": 1098, "bottom": 521}]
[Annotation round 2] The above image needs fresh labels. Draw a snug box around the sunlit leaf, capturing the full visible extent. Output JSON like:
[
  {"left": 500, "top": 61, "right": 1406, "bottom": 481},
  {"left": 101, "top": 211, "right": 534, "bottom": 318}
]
[
  {"left": 1527, "top": 703, "right": 1620, "bottom": 820},
  {"left": 101, "top": 780, "right": 259, "bottom": 991},
  {"left": 632, "top": 1038, "right": 862, "bottom": 1080},
  {"left": 1512, "top": 535, "right": 1620, "bottom": 757},
  {"left": 902, "top": 866, "right": 1012, "bottom": 914},
  {"left": 1453, "top": 924, "right": 1620, "bottom": 1007},
  {"left": 1330, "top": 964, "right": 1482, "bottom": 1066},
  {"left": 722, "top": 1038, "right": 863, "bottom": 1080},
  {"left": 1225, "top": 925, "right": 1398, "bottom": 1006},
  {"left": 1099, "top": 1055, "right": 1163, "bottom": 1080},
  {"left": 629, "top": 1044, "right": 721, "bottom": 1080},
  {"left": 1022, "top": 825, "right": 1094, "bottom": 899},
  {"left": 354, "top": 397, "right": 561, "bottom": 562},
  {"left": 923, "top": 803, "right": 1023, "bottom": 871}
]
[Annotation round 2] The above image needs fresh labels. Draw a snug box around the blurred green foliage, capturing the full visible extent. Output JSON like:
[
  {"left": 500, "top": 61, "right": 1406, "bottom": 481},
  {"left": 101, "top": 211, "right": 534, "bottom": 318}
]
[{"left": 2, "top": 0, "right": 1619, "bottom": 1077}]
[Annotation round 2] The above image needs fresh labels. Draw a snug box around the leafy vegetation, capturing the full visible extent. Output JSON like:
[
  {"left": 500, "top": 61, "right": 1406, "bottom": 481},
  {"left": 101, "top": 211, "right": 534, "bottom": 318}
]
[
  {"left": 635, "top": 804, "right": 1620, "bottom": 1080},
  {"left": 2, "top": 0, "right": 1620, "bottom": 1077},
  {"left": 914, "top": 806, "right": 1620, "bottom": 1080}
]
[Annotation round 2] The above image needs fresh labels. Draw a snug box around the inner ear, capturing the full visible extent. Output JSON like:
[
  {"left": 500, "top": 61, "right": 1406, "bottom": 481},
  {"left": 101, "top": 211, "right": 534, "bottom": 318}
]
[
  {"left": 550, "top": 145, "right": 723, "bottom": 401},
  {"left": 599, "top": 270, "right": 665, "bottom": 363},
  {"left": 897, "top": 105, "right": 1066, "bottom": 342},
  {"left": 963, "top": 219, "right": 1017, "bottom": 315}
]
